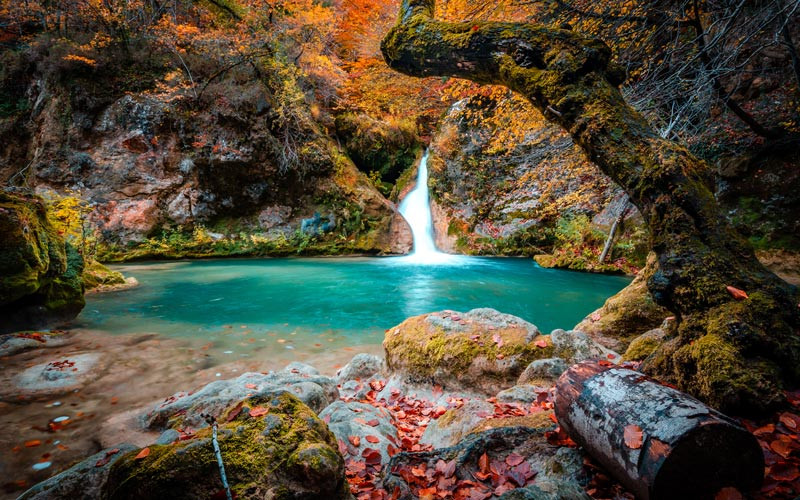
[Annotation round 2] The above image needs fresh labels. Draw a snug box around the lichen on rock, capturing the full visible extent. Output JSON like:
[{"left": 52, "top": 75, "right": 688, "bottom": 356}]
[
  {"left": 106, "top": 392, "right": 349, "bottom": 500},
  {"left": 383, "top": 308, "right": 554, "bottom": 395}
]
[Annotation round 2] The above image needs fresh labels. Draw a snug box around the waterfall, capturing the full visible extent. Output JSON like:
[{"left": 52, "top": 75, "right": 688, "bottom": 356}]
[{"left": 398, "top": 150, "right": 450, "bottom": 263}]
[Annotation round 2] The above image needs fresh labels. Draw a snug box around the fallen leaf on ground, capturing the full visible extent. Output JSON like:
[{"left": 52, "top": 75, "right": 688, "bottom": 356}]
[
  {"left": 623, "top": 424, "right": 643, "bottom": 449},
  {"left": 135, "top": 447, "right": 150, "bottom": 459}
]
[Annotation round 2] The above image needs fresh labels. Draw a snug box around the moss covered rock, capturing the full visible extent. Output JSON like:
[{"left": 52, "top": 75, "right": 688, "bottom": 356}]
[
  {"left": 383, "top": 308, "right": 554, "bottom": 395},
  {"left": 106, "top": 392, "right": 349, "bottom": 500},
  {"left": 0, "top": 190, "right": 85, "bottom": 333},
  {"left": 82, "top": 259, "right": 125, "bottom": 290},
  {"left": 623, "top": 328, "right": 667, "bottom": 361},
  {"left": 573, "top": 253, "right": 669, "bottom": 352}
]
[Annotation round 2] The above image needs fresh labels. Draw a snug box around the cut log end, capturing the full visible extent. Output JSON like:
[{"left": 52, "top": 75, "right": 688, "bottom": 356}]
[{"left": 555, "top": 361, "right": 764, "bottom": 500}]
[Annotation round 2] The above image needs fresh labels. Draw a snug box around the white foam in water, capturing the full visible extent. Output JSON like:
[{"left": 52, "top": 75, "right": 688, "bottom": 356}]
[{"left": 397, "top": 151, "right": 460, "bottom": 265}]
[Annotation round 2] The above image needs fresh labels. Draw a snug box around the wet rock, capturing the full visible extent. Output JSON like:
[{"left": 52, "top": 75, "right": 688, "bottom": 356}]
[
  {"left": 517, "top": 358, "right": 568, "bottom": 386},
  {"left": 281, "top": 361, "right": 320, "bottom": 376},
  {"left": 384, "top": 308, "right": 553, "bottom": 395},
  {"left": 107, "top": 393, "right": 349, "bottom": 499},
  {"left": 320, "top": 401, "right": 397, "bottom": 461},
  {"left": 382, "top": 426, "right": 588, "bottom": 499},
  {"left": 156, "top": 429, "right": 180, "bottom": 445},
  {"left": 82, "top": 259, "right": 125, "bottom": 290},
  {"left": 337, "top": 353, "right": 385, "bottom": 382},
  {"left": 0, "top": 190, "right": 85, "bottom": 333},
  {"left": 18, "top": 444, "right": 138, "bottom": 500},
  {"left": 3, "top": 353, "right": 102, "bottom": 400},
  {"left": 469, "top": 412, "right": 555, "bottom": 435},
  {"left": 419, "top": 400, "right": 494, "bottom": 449},
  {"left": 145, "top": 371, "right": 338, "bottom": 429},
  {"left": 496, "top": 385, "right": 546, "bottom": 405},
  {"left": 0, "top": 330, "right": 71, "bottom": 357},
  {"left": 550, "top": 329, "right": 620, "bottom": 364}
]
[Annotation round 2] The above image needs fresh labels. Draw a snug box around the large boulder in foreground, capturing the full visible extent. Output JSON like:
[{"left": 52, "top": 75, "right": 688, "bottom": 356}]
[
  {"left": 0, "top": 190, "right": 85, "bottom": 333},
  {"left": 107, "top": 392, "right": 349, "bottom": 499},
  {"left": 384, "top": 308, "right": 554, "bottom": 395}
]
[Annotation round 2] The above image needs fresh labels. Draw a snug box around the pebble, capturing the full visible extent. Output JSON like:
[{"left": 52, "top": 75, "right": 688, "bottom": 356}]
[
  {"left": 32, "top": 462, "right": 51, "bottom": 470},
  {"left": 45, "top": 401, "right": 62, "bottom": 407},
  {"left": 223, "top": 351, "right": 233, "bottom": 354},
  {"left": 52, "top": 416, "right": 69, "bottom": 423},
  {"left": 285, "top": 346, "right": 294, "bottom": 350},
  {"left": 215, "top": 373, "right": 221, "bottom": 377}
]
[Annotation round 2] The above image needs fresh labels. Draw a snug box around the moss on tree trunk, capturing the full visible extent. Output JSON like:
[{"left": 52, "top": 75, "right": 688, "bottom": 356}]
[{"left": 381, "top": 0, "right": 800, "bottom": 415}]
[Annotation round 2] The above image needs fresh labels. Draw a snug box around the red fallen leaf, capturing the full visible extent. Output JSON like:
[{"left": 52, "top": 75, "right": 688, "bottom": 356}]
[
  {"left": 471, "top": 25, "right": 479, "bottom": 31},
  {"left": 624, "top": 424, "right": 644, "bottom": 449},
  {"left": 338, "top": 439, "right": 348, "bottom": 455},
  {"left": 348, "top": 435, "right": 361, "bottom": 447},
  {"left": 496, "top": 353, "right": 505, "bottom": 360},
  {"left": 226, "top": 402, "right": 244, "bottom": 422},
  {"left": 244, "top": 383, "right": 257, "bottom": 389},
  {"left": 95, "top": 448, "right": 120, "bottom": 467},
  {"left": 362, "top": 448, "right": 381, "bottom": 465},
  {"left": 753, "top": 423, "right": 775, "bottom": 436},
  {"left": 779, "top": 412, "right": 799, "bottom": 431},
  {"left": 534, "top": 339, "right": 548, "bottom": 348},
  {"left": 418, "top": 486, "right": 438, "bottom": 499},
  {"left": 249, "top": 407, "right": 269, "bottom": 418},
  {"left": 110, "top": 397, "right": 119, "bottom": 405},
  {"left": 769, "top": 462, "right": 800, "bottom": 482},
  {"left": 134, "top": 447, "right": 150, "bottom": 460},
  {"left": 365, "top": 435, "right": 380, "bottom": 443},
  {"left": 478, "top": 452, "right": 490, "bottom": 475},
  {"left": 715, "top": 487, "right": 744, "bottom": 500},
  {"left": 369, "top": 380, "right": 385, "bottom": 391},
  {"left": 726, "top": 285, "right": 748, "bottom": 300},
  {"left": 492, "top": 333, "right": 503, "bottom": 348},
  {"left": 505, "top": 453, "right": 525, "bottom": 467},
  {"left": 432, "top": 385, "right": 443, "bottom": 399},
  {"left": 387, "top": 444, "right": 399, "bottom": 457},
  {"left": 24, "top": 440, "right": 41, "bottom": 448},
  {"left": 366, "top": 419, "right": 380, "bottom": 427},
  {"left": 770, "top": 438, "right": 793, "bottom": 458},
  {"left": 647, "top": 438, "right": 670, "bottom": 460}
]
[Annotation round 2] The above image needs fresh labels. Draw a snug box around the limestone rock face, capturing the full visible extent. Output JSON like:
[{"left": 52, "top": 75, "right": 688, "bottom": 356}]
[
  {"left": 0, "top": 190, "right": 85, "bottom": 332},
  {"left": 419, "top": 400, "right": 494, "bottom": 449},
  {"left": 336, "top": 353, "right": 385, "bottom": 383},
  {"left": 107, "top": 393, "right": 349, "bottom": 500},
  {"left": 144, "top": 371, "right": 339, "bottom": 430},
  {"left": 383, "top": 308, "right": 554, "bottom": 395},
  {"left": 320, "top": 401, "right": 397, "bottom": 462}
]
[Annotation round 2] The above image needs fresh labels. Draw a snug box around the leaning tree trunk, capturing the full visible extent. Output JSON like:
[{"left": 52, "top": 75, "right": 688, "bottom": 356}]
[{"left": 381, "top": 0, "right": 800, "bottom": 414}]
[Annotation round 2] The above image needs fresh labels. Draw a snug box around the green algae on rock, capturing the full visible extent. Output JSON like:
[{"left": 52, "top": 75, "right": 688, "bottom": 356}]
[
  {"left": 106, "top": 392, "right": 349, "bottom": 500},
  {"left": 383, "top": 308, "right": 554, "bottom": 395},
  {"left": 0, "top": 190, "right": 85, "bottom": 333}
]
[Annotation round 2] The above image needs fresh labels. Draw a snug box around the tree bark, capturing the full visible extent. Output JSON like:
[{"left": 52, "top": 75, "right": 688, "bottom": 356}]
[
  {"left": 382, "top": 0, "right": 800, "bottom": 414},
  {"left": 555, "top": 361, "right": 764, "bottom": 500}
]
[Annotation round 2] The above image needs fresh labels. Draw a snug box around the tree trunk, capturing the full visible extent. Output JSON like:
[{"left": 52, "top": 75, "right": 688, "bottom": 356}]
[
  {"left": 598, "top": 200, "right": 629, "bottom": 264},
  {"left": 381, "top": 0, "right": 800, "bottom": 415},
  {"left": 555, "top": 361, "right": 764, "bottom": 500}
]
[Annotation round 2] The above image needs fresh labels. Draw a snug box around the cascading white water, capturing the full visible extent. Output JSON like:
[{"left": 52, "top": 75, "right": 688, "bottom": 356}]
[{"left": 398, "top": 151, "right": 452, "bottom": 263}]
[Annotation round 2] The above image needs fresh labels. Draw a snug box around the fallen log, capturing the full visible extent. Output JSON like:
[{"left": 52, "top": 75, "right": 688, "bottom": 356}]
[{"left": 555, "top": 361, "right": 764, "bottom": 500}]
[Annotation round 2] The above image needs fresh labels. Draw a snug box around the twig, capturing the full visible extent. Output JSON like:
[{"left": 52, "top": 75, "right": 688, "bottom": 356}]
[{"left": 203, "top": 414, "right": 232, "bottom": 500}]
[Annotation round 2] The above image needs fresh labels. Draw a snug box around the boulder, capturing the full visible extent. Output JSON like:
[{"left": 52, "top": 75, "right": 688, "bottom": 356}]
[
  {"left": 0, "top": 190, "right": 85, "bottom": 333},
  {"left": 517, "top": 358, "right": 569, "bottom": 386},
  {"left": 82, "top": 259, "right": 125, "bottom": 290},
  {"left": 550, "top": 329, "right": 620, "bottom": 364},
  {"left": 106, "top": 393, "right": 349, "bottom": 499},
  {"left": 382, "top": 426, "right": 588, "bottom": 499},
  {"left": 574, "top": 253, "right": 669, "bottom": 352},
  {"left": 496, "top": 385, "right": 546, "bottom": 405},
  {"left": 384, "top": 309, "right": 554, "bottom": 395},
  {"left": 145, "top": 371, "right": 338, "bottom": 429},
  {"left": 336, "top": 353, "right": 385, "bottom": 383},
  {"left": 320, "top": 401, "right": 397, "bottom": 461},
  {"left": 19, "top": 444, "right": 138, "bottom": 500},
  {"left": 419, "top": 400, "right": 495, "bottom": 449},
  {"left": 3, "top": 353, "right": 103, "bottom": 401},
  {"left": 623, "top": 327, "right": 669, "bottom": 361}
]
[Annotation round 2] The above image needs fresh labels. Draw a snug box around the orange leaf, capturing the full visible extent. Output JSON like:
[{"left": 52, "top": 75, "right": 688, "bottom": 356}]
[
  {"left": 135, "top": 447, "right": 150, "bottom": 460},
  {"left": 478, "top": 452, "right": 490, "bottom": 474},
  {"left": 715, "top": 487, "right": 743, "bottom": 500},
  {"left": 24, "top": 440, "right": 41, "bottom": 448},
  {"left": 244, "top": 383, "right": 257, "bottom": 389},
  {"left": 348, "top": 435, "right": 361, "bottom": 447},
  {"left": 726, "top": 286, "right": 748, "bottom": 300},
  {"left": 365, "top": 435, "right": 380, "bottom": 443},
  {"left": 249, "top": 407, "right": 269, "bottom": 417},
  {"left": 623, "top": 424, "right": 643, "bottom": 449},
  {"left": 535, "top": 339, "right": 548, "bottom": 348}
]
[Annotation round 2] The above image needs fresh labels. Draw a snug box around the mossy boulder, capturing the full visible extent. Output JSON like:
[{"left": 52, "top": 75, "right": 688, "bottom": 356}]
[
  {"left": 106, "top": 392, "right": 349, "bottom": 500},
  {"left": 383, "top": 308, "right": 554, "bottom": 395},
  {"left": 0, "top": 190, "right": 85, "bottom": 333},
  {"left": 82, "top": 259, "right": 125, "bottom": 290},
  {"left": 573, "top": 253, "right": 669, "bottom": 352},
  {"left": 623, "top": 328, "right": 667, "bottom": 361}
]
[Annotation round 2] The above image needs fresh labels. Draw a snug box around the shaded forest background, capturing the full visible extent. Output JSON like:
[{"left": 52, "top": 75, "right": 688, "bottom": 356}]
[{"left": 1, "top": 0, "right": 799, "bottom": 265}]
